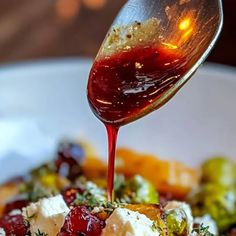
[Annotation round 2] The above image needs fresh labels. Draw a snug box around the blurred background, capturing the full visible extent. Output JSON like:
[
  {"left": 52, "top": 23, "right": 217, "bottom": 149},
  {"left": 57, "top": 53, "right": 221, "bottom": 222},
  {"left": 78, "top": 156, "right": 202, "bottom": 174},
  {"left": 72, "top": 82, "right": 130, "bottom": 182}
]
[{"left": 0, "top": 0, "right": 234, "bottom": 66}]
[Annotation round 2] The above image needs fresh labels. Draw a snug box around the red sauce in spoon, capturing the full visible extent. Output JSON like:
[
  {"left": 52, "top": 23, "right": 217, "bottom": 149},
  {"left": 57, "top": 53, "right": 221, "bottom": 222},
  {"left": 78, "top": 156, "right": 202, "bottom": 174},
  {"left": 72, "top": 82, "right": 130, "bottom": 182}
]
[{"left": 87, "top": 45, "right": 188, "bottom": 201}]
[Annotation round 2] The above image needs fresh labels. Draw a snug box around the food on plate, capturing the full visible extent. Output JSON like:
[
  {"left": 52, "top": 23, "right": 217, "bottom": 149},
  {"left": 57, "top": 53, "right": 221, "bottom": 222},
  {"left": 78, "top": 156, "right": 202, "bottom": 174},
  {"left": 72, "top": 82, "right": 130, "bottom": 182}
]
[
  {"left": 201, "top": 157, "right": 235, "bottom": 186},
  {"left": 0, "top": 141, "right": 235, "bottom": 236},
  {"left": 189, "top": 182, "right": 236, "bottom": 232},
  {"left": 114, "top": 175, "right": 159, "bottom": 204},
  {"left": 189, "top": 157, "right": 236, "bottom": 232},
  {"left": 83, "top": 148, "right": 200, "bottom": 199}
]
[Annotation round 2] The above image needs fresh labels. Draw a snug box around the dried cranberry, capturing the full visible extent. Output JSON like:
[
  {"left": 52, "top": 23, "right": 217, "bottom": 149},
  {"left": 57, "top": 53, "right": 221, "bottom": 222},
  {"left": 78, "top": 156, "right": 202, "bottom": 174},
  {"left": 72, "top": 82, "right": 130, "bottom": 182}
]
[
  {"left": 57, "top": 233, "right": 75, "bottom": 236},
  {"left": 58, "top": 206, "right": 105, "bottom": 236},
  {"left": 59, "top": 142, "right": 85, "bottom": 163},
  {"left": 62, "top": 187, "right": 82, "bottom": 206},
  {"left": 55, "top": 142, "right": 84, "bottom": 181},
  {"left": 0, "top": 214, "right": 29, "bottom": 235},
  {"left": 227, "top": 225, "right": 236, "bottom": 236},
  {"left": 3, "top": 199, "right": 29, "bottom": 214}
]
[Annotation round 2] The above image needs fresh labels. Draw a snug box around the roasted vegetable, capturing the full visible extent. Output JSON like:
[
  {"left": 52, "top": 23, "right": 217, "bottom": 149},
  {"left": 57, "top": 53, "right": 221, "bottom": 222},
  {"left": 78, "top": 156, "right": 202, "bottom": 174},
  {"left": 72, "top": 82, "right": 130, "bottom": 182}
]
[
  {"left": 125, "top": 204, "right": 167, "bottom": 235},
  {"left": 201, "top": 157, "right": 235, "bottom": 186},
  {"left": 115, "top": 175, "right": 159, "bottom": 204},
  {"left": 189, "top": 183, "right": 236, "bottom": 232},
  {"left": 0, "top": 183, "right": 19, "bottom": 216},
  {"left": 116, "top": 148, "right": 200, "bottom": 198},
  {"left": 164, "top": 201, "right": 193, "bottom": 235},
  {"left": 82, "top": 148, "right": 199, "bottom": 198},
  {"left": 166, "top": 208, "right": 188, "bottom": 236},
  {"left": 125, "top": 203, "right": 162, "bottom": 221}
]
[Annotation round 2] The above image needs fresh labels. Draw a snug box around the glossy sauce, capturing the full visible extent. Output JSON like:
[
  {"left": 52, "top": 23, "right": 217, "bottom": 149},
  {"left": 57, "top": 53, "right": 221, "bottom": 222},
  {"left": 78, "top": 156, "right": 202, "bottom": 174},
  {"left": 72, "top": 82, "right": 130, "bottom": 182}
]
[{"left": 87, "top": 45, "right": 188, "bottom": 201}]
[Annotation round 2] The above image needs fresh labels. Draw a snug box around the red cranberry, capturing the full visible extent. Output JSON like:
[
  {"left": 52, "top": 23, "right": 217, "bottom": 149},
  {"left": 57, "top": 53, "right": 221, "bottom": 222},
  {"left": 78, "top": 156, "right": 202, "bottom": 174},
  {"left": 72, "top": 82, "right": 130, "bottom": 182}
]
[
  {"left": 0, "top": 214, "right": 29, "bottom": 235},
  {"left": 62, "top": 187, "right": 82, "bottom": 206},
  {"left": 4, "top": 197, "right": 29, "bottom": 215},
  {"left": 55, "top": 142, "right": 84, "bottom": 181},
  {"left": 58, "top": 142, "right": 84, "bottom": 163},
  {"left": 58, "top": 206, "right": 105, "bottom": 236},
  {"left": 227, "top": 225, "right": 236, "bottom": 236},
  {"left": 57, "top": 233, "right": 76, "bottom": 236}
]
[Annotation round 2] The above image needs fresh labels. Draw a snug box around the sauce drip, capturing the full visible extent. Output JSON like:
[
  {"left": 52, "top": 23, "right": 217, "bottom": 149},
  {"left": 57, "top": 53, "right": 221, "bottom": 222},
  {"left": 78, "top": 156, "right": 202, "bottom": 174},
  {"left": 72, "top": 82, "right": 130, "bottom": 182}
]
[
  {"left": 105, "top": 125, "right": 118, "bottom": 201},
  {"left": 87, "top": 45, "right": 188, "bottom": 201}
]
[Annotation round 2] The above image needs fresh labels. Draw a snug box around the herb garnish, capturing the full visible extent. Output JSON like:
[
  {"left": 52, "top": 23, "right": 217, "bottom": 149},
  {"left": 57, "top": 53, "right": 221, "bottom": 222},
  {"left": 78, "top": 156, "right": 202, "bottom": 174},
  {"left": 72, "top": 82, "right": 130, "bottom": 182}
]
[
  {"left": 192, "top": 223, "right": 214, "bottom": 236},
  {"left": 35, "top": 229, "right": 48, "bottom": 236}
]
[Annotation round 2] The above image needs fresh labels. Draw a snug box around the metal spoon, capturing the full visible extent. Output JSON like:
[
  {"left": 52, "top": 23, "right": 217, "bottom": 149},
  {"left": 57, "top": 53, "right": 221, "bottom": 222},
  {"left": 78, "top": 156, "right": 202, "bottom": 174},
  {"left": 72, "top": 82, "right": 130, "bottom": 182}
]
[{"left": 89, "top": 0, "right": 223, "bottom": 125}]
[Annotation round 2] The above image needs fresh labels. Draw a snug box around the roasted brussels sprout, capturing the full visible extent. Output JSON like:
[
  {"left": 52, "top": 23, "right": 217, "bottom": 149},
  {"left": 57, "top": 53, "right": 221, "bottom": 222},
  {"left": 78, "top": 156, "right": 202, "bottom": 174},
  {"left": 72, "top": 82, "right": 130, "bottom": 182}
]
[
  {"left": 164, "top": 201, "right": 193, "bottom": 235},
  {"left": 201, "top": 157, "right": 235, "bottom": 186},
  {"left": 166, "top": 208, "right": 188, "bottom": 236},
  {"left": 115, "top": 175, "right": 159, "bottom": 204},
  {"left": 189, "top": 183, "right": 236, "bottom": 232}
]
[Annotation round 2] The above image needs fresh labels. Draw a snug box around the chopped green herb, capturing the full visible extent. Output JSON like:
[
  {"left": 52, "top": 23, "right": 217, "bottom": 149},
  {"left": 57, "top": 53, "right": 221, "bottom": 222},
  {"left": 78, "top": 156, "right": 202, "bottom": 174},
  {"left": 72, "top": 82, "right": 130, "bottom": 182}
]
[
  {"left": 151, "top": 221, "right": 159, "bottom": 232},
  {"left": 35, "top": 229, "right": 48, "bottom": 236},
  {"left": 74, "top": 182, "right": 106, "bottom": 209},
  {"left": 192, "top": 223, "right": 214, "bottom": 236}
]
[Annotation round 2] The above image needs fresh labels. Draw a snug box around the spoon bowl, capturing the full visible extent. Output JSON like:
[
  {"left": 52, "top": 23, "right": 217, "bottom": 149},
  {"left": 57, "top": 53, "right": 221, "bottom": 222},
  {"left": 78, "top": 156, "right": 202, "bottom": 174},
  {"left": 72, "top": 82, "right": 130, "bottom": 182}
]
[{"left": 88, "top": 0, "right": 223, "bottom": 125}]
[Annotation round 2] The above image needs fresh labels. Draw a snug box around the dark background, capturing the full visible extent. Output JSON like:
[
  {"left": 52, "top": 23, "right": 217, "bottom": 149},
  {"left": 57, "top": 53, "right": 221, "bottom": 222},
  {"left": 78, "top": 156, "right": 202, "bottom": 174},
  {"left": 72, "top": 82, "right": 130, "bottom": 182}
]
[{"left": 0, "top": 0, "right": 234, "bottom": 66}]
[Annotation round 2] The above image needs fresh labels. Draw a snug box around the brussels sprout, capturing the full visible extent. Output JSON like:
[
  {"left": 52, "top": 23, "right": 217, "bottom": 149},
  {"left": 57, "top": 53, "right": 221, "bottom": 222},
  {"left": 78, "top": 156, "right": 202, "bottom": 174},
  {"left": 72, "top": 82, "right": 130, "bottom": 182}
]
[
  {"left": 201, "top": 157, "right": 235, "bottom": 186},
  {"left": 165, "top": 201, "right": 193, "bottom": 234},
  {"left": 189, "top": 183, "right": 236, "bottom": 232},
  {"left": 166, "top": 209, "right": 188, "bottom": 236},
  {"left": 115, "top": 175, "right": 159, "bottom": 204}
]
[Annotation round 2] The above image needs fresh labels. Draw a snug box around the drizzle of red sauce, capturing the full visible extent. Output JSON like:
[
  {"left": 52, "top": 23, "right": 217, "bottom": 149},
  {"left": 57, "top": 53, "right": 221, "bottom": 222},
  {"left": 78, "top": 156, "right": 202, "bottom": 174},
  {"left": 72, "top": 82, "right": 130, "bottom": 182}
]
[{"left": 87, "top": 45, "right": 188, "bottom": 201}]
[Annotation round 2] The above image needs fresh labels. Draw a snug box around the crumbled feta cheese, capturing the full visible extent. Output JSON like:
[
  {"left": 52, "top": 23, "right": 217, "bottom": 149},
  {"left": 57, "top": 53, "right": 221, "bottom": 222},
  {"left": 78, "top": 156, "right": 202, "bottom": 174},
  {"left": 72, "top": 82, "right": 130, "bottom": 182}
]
[
  {"left": 0, "top": 228, "right": 6, "bottom": 236},
  {"left": 9, "top": 209, "right": 22, "bottom": 216},
  {"left": 165, "top": 201, "right": 193, "bottom": 233},
  {"left": 194, "top": 215, "right": 218, "bottom": 235},
  {"left": 85, "top": 181, "right": 106, "bottom": 201},
  {"left": 23, "top": 195, "right": 70, "bottom": 236},
  {"left": 101, "top": 208, "right": 159, "bottom": 236}
]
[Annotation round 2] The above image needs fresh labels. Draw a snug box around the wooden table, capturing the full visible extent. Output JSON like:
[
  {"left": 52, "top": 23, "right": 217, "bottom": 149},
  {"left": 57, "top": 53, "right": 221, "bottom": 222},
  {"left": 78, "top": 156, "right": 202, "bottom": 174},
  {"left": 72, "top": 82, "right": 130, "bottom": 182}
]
[{"left": 0, "top": 0, "right": 235, "bottom": 66}]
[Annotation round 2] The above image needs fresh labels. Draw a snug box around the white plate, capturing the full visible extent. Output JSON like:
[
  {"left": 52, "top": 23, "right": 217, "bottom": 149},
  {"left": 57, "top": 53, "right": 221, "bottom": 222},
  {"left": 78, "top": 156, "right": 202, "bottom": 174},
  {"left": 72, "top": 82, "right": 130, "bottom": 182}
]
[{"left": 0, "top": 58, "right": 235, "bottom": 183}]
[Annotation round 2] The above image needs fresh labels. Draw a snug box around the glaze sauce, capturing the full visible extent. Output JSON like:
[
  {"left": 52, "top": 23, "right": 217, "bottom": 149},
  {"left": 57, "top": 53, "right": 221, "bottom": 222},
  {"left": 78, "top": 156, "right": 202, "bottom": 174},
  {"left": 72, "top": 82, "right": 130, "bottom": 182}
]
[{"left": 87, "top": 45, "right": 188, "bottom": 201}]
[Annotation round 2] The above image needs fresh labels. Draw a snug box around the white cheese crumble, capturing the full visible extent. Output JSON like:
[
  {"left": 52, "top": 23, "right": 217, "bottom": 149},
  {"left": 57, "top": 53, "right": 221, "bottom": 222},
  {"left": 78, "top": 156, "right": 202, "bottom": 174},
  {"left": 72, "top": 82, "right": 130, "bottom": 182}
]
[
  {"left": 101, "top": 208, "right": 159, "bottom": 236},
  {"left": 23, "top": 195, "right": 70, "bottom": 236},
  {"left": 85, "top": 181, "right": 106, "bottom": 201},
  {"left": 9, "top": 209, "right": 22, "bottom": 216},
  {"left": 165, "top": 201, "right": 194, "bottom": 234},
  {"left": 0, "top": 228, "right": 6, "bottom": 236},
  {"left": 194, "top": 215, "right": 218, "bottom": 235}
]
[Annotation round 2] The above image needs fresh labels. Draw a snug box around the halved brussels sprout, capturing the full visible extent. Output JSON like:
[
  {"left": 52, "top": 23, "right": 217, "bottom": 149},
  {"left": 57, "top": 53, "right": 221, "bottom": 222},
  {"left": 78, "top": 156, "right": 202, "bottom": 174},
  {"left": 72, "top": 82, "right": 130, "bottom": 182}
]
[
  {"left": 201, "top": 157, "right": 235, "bottom": 186},
  {"left": 115, "top": 175, "right": 159, "bottom": 204},
  {"left": 189, "top": 183, "right": 236, "bottom": 232},
  {"left": 166, "top": 208, "right": 188, "bottom": 236}
]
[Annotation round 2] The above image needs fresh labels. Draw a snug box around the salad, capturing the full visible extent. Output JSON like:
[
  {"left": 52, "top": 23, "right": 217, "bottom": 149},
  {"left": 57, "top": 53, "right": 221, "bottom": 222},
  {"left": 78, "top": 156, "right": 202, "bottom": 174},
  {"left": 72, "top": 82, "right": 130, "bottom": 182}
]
[{"left": 0, "top": 141, "right": 235, "bottom": 236}]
